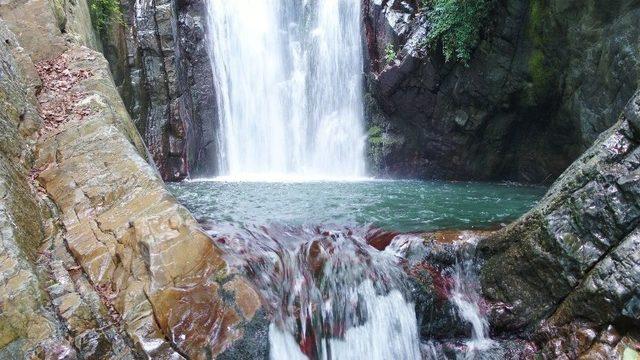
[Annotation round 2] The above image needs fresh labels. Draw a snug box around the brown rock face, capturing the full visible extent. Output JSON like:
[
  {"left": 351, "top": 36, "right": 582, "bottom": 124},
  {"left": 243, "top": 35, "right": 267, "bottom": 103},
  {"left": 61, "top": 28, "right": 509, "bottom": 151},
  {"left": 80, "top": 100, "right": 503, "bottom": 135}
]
[
  {"left": 0, "top": 0, "right": 266, "bottom": 357},
  {"left": 32, "top": 46, "right": 258, "bottom": 358}
]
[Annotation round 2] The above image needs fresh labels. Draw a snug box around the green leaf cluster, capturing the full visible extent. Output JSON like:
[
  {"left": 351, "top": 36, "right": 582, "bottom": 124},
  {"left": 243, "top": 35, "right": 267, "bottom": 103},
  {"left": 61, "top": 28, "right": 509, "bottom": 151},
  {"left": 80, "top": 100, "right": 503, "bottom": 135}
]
[
  {"left": 384, "top": 44, "right": 397, "bottom": 65},
  {"left": 89, "top": 0, "right": 123, "bottom": 33},
  {"left": 423, "top": 0, "right": 492, "bottom": 64}
]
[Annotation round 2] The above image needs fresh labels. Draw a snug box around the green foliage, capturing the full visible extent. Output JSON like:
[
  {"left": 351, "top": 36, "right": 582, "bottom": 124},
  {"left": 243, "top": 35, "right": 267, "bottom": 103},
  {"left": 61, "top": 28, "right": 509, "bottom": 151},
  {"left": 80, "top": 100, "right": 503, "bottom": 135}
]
[
  {"left": 89, "top": 0, "right": 123, "bottom": 33},
  {"left": 368, "top": 125, "right": 384, "bottom": 145},
  {"left": 384, "top": 44, "right": 397, "bottom": 65},
  {"left": 423, "top": 0, "right": 492, "bottom": 64}
]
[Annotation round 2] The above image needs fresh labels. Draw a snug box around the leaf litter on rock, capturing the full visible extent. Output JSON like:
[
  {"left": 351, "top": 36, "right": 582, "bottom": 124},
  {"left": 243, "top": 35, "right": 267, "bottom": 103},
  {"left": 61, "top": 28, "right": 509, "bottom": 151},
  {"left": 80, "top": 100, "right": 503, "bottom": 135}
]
[{"left": 35, "top": 53, "right": 94, "bottom": 138}]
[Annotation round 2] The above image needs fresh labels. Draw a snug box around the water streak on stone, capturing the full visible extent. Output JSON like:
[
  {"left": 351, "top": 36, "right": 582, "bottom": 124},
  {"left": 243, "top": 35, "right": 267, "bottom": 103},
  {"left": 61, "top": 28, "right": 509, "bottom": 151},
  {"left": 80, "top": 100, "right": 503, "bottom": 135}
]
[{"left": 450, "top": 242, "right": 495, "bottom": 359}]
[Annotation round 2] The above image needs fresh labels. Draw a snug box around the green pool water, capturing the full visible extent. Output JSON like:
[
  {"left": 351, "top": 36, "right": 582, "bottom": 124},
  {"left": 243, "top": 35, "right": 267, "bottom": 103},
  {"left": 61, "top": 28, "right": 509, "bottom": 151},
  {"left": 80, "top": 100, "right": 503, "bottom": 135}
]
[{"left": 167, "top": 179, "right": 546, "bottom": 232}]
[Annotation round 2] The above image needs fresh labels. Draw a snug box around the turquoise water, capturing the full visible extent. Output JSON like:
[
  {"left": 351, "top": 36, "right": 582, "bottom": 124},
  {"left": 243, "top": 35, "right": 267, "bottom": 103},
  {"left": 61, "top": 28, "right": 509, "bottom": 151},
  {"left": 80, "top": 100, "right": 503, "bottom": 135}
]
[{"left": 168, "top": 180, "right": 545, "bottom": 232}]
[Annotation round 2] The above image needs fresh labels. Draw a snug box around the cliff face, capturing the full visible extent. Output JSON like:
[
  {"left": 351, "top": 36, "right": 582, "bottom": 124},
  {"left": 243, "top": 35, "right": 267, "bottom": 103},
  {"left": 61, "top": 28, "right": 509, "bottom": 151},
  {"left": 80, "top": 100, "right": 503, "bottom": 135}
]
[
  {"left": 102, "top": 0, "right": 217, "bottom": 181},
  {"left": 364, "top": 0, "right": 640, "bottom": 183},
  {"left": 0, "top": 0, "right": 266, "bottom": 357},
  {"left": 0, "top": 20, "right": 64, "bottom": 358},
  {"left": 105, "top": 0, "right": 640, "bottom": 183}
]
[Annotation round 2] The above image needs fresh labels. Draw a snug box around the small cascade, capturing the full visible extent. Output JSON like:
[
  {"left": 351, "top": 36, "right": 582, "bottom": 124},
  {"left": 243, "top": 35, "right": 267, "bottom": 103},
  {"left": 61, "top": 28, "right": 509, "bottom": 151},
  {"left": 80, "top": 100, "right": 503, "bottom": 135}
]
[
  {"left": 448, "top": 237, "right": 495, "bottom": 359},
  {"left": 411, "top": 233, "right": 497, "bottom": 360},
  {"left": 450, "top": 259, "right": 495, "bottom": 358},
  {"left": 210, "top": 225, "right": 421, "bottom": 359}
]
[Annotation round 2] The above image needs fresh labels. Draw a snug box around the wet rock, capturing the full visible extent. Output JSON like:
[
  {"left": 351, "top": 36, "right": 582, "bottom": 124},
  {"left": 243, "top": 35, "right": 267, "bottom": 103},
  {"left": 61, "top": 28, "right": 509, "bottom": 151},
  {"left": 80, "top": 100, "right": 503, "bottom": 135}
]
[
  {"left": 217, "top": 309, "right": 270, "bottom": 360},
  {"left": 478, "top": 91, "right": 640, "bottom": 353},
  {"left": 399, "top": 231, "right": 489, "bottom": 341},
  {"left": 30, "top": 45, "right": 266, "bottom": 358},
  {"left": 363, "top": 0, "right": 640, "bottom": 183},
  {"left": 74, "top": 330, "right": 113, "bottom": 360},
  {"left": 107, "top": 0, "right": 217, "bottom": 181},
  {"left": 0, "top": 0, "right": 270, "bottom": 357}
]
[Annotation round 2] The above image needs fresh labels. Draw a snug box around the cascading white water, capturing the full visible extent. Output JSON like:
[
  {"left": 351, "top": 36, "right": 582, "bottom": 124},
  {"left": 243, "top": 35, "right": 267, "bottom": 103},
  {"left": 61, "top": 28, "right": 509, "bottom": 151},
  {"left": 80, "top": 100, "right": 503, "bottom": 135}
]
[
  {"left": 205, "top": 0, "right": 366, "bottom": 179},
  {"left": 269, "top": 281, "right": 421, "bottom": 360},
  {"left": 450, "top": 238, "right": 496, "bottom": 359},
  {"left": 210, "top": 225, "right": 421, "bottom": 360}
]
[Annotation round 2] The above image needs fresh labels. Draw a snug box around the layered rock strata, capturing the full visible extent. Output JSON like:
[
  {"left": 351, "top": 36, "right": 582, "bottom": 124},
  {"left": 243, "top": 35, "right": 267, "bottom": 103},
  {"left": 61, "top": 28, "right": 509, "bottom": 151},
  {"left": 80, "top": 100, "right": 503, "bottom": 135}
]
[
  {"left": 0, "top": 0, "right": 265, "bottom": 357},
  {"left": 479, "top": 91, "right": 640, "bottom": 357},
  {"left": 101, "top": 0, "right": 217, "bottom": 181}
]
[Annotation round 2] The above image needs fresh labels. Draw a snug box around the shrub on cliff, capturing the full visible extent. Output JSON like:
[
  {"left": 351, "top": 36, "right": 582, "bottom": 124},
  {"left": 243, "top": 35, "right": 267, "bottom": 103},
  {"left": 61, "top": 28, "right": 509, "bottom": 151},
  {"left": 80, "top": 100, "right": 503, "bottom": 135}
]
[
  {"left": 89, "top": 0, "right": 123, "bottom": 33},
  {"left": 423, "top": 0, "right": 492, "bottom": 64}
]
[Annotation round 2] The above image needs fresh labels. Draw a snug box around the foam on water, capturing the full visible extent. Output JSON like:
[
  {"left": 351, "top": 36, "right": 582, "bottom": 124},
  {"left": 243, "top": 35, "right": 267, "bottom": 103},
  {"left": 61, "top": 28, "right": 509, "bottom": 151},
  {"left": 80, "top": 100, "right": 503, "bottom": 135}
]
[
  {"left": 450, "top": 240, "right": 496, "bottom": 359},
  {"left": 269, "top": 281, "right": 421, "bottom": 360}
]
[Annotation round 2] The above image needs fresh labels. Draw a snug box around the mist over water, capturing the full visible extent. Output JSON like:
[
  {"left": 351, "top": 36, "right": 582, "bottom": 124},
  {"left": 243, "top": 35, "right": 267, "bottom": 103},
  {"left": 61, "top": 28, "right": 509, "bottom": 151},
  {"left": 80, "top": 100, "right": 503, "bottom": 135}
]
[{"left": 205, "top": 0, "right": 366, "bottom": 178}]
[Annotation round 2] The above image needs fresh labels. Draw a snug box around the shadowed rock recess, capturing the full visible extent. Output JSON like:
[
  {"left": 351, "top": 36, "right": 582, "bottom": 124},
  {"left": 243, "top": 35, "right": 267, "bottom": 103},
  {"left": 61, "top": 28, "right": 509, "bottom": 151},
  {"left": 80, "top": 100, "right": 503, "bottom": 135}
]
[
  {"left": 363, "top": 0, "right": 640, "bottom": 183},
  {"left": 0, "top": 0, "right": 265, "bottom": 358}
]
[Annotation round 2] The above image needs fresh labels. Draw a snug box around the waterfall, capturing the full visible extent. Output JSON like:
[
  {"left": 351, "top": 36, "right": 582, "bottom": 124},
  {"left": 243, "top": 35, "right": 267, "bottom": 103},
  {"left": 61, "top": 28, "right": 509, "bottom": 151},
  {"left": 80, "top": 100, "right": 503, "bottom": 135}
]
[{"left": 205, "top": 0, "right": 366, "bottom": 179}]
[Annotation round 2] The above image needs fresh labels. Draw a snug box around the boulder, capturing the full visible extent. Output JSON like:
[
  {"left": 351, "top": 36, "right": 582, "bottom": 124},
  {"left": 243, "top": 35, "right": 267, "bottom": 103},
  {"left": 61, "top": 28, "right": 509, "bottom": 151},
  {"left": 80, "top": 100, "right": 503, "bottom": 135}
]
[
  {"left": 479, "top": 91, "right": 640, "bottom": 355},
  {"left": 34, "top": 46, "right": 265, "bottom": 358}
]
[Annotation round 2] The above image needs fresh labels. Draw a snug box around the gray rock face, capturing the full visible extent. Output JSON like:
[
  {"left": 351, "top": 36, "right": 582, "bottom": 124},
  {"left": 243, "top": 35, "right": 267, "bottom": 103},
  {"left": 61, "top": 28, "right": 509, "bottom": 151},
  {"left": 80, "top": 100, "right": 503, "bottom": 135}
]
[
  {"left": 478, "top": 91, "right": 640, "bottom": 356},
  {"left": 176, "top": 0, "right": 218, "bottom": 177},
  {"left": 363, "top": 0, "right": 640, "bottom": 183},
  {"left": 105, "top": 0, "right": 217, "bottom": 181}
]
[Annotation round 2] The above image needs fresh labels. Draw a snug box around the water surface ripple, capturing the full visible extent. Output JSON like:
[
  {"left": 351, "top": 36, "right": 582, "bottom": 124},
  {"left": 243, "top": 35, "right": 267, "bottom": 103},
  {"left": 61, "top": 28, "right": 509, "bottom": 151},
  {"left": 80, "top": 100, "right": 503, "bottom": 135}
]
[{"left": 168, "top": 180, "right": 545, "bottom": 232}]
